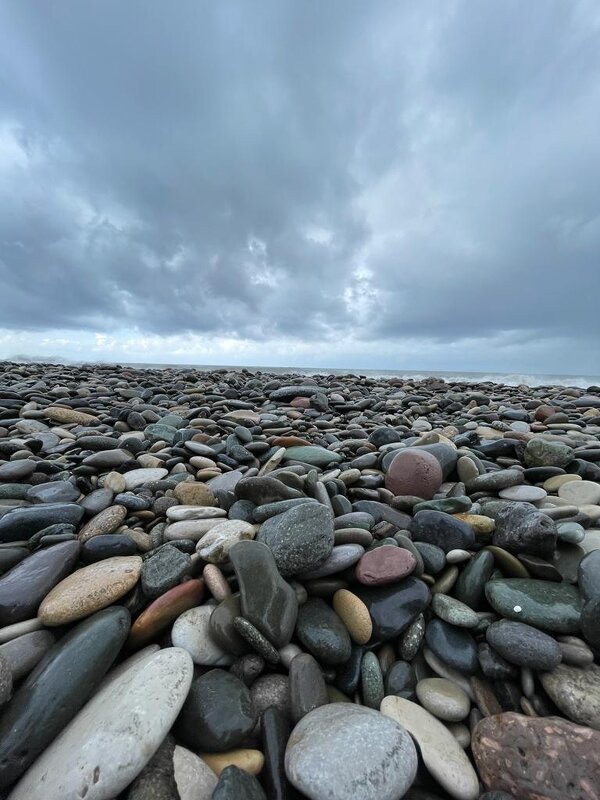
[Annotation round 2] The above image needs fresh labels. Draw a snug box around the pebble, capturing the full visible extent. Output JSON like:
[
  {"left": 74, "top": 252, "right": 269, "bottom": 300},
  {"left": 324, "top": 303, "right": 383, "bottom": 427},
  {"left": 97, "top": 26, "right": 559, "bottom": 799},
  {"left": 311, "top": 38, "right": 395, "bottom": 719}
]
[
  {"left": 381, "top": 695, "right": 479, "bottom": 800},
  {"left": 285, "top": 703, "right": 418, "bottom": 800},
  {"left": 332, "top": 589, "right": 373, "bottom": 644},
  {"left": 257, "top": 503, "right": 334, "bottom": 576},
  {"left": 486, "top": 619, "right": 562, "bottom": 670},
  {"left": 415, "top": 677, "right": 471, "bottom": 722},
  {"left": 8, "top": 647, "right": 193, "bottom": 800},
  {"left": 355, "top": 545, "right": 416, "bottom": 585},
  {"left": 384, "top": 448, "right": 443, "bottom": 500},
  {"left": 173, "top": 745, "right": 218, "bottom": 800},
  {"left": 172, "top": 605, "right": 234, "bottom": 666},
  {"left": 37, "top": 555, "right": 142, "bottom": 625},
  {"left": 541, "top": 663, "right": 600, "bottom": 730}
]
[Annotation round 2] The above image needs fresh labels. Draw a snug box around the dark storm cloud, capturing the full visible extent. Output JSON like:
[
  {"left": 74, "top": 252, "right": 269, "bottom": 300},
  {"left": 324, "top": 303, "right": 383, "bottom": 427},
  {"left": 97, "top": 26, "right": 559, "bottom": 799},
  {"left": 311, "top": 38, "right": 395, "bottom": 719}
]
[{"left": 0, "top": 0, "right": 599, "bottom": 355}]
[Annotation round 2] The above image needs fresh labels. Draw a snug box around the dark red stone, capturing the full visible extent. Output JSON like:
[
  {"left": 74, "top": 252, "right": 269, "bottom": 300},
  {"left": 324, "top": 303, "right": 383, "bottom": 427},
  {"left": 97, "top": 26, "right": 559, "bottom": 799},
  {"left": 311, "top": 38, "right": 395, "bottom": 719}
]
[
  {"left": 384, "top": 449, "right": 442, "bottom": 499},
  {"left": 355, "top": 546, "right": 417, "bottom": 586}
]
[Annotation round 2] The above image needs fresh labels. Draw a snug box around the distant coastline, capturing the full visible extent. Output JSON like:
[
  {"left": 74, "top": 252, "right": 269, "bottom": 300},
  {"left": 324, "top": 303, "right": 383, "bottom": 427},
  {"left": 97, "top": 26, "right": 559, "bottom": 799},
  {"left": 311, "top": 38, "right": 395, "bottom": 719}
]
[{"left": 2, "top": 356, "right": 599, "bottom": 389}]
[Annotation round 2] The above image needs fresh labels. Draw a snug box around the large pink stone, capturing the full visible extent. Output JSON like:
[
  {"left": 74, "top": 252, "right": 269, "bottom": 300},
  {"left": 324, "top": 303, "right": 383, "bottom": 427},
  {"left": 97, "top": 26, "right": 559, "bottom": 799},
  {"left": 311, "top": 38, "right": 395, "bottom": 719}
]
[
  {"left": 385, "top": 449, "right": 443, "bottom": 499},
  {"left": 472, "top": 712, "right": 600, "bottom": 800},
  {"left": 355, "top": 546, "right": 417, "bottom": 585}
]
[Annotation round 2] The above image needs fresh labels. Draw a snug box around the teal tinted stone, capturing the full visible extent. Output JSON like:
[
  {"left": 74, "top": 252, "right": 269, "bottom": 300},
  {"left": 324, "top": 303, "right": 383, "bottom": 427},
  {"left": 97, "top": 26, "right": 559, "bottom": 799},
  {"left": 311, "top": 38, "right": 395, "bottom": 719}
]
[
  {"left": 282, "top": 446, "right": 342, "bottom": 467},
  {"left": 485, "top": 579, "right": 583, "bottom": 634},
  {"left": 413, "top": 496, "right": 472, "bottom": 515},
  {"left": 454, "top": 550, "right": 495, "bottom": 610}
]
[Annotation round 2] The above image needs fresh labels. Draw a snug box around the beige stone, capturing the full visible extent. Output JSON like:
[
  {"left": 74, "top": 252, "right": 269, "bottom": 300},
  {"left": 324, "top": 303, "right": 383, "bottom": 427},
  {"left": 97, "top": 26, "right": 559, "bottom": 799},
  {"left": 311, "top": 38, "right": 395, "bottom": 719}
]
[
  {"left": 199, "top": 749, "right": 264, "bottom": 776},
  {"left": 543, "top": 474, "right": 582, "bottom": 492},
  {"left": 45, "top": 406, "right": 98, "bottom": 425},
  {"left": 453, "top": 513, "right": 495, "bottom": 534},
  {"left": 196, "top": 520, "right": 256, "bottom": 563},
  {"left": 165, "top": 518, "right": 223, "bottom": 542},
  {"left": 332, "top": 589, "right": 372, "bottom": 645},
  {"left": 78, "top": 504, "right": 128, "bottom": 542},
  {"left": 38, "top": 556, "right": 142, "bottom": 625},
  {"left": 174, "top": 481, "right": 217, "bottom": 506},
  {"left": 103, "top": 471, "right": 127, "bottom": 493}
]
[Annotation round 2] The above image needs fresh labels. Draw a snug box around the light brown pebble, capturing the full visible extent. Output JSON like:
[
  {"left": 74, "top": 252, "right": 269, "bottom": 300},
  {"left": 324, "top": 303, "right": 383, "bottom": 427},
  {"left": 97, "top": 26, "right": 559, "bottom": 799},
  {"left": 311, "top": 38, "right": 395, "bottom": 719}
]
[
  {"left": 543, "top": 474, "right": 582, "bottom": 492},
  {"left": 332, "top": 589, "right": 372, "bottom": 645},
  {"left": 45, "top": 406, "right": 97, "bottom": 425},
  {"left": 199, "top": 749, "right": 264, "bottom": 776},
  {"left": 453, "top": 514, "right": 495, "bottom": 534},
  {"left": 103, "top": 471, "right": 127, "bottom": 493},
  {"left": 174, "top": 481, "right": 217, "bottom": 506},
  {"left": 416, "top": 677, "right": 471, "bottom": 722},
  {"left": 202, "top": 564, "right": 231, "bottom": 602},
  {"left": 38, "top": 556, "right": 142, "bottom": 625},
  {"left": 78, "top": 505, "right": 128, "bottom": 542}
]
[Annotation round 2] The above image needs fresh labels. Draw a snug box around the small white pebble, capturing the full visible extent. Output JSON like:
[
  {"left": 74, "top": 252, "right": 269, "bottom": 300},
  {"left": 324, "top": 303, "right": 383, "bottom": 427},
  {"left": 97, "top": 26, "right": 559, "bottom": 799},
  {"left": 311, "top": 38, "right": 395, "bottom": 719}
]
[{"left": 514, "top": 605, "right": 522, "bottom": 613}]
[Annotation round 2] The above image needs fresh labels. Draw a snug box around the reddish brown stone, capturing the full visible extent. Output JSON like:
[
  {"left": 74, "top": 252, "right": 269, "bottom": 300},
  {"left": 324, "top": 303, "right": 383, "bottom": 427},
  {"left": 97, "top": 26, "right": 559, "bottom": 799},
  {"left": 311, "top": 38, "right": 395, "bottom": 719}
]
[
  {"left": 355, "top": 546, "right": 416, "bottom": 585},
  {"left": 472, "top": 712, "right": 600, "bottom": 800},
  {"left": 290, "top": 398, "right": 311, "bottom": 408},
  {"left": 534, "top": 405, "right": 557, "bottom": 421},
  {"left": 127, "top": 578, "right": 204, "bottom": 648},
  {"left": 384, "top": 449, "right": 443, "bottom": 500}
]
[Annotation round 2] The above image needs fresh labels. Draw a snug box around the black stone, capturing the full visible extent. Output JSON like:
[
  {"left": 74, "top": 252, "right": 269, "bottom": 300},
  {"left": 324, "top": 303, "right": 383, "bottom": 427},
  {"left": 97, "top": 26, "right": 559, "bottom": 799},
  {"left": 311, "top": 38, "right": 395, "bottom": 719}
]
[
  {"left": 175, "top": 669, "right": 257, "bottom": 752},
  {"left": 0, "top": 502, "right": 85, "bottom": 543},
  {"left": 357, "top": 578, "right": 430, "bottom": 642},
  {"left": 0, "top": 540, "right": 80, "bottom": 626},
  {"left": 212, "top": 766, "right": 267, "bottom": 799},
  {"left": 385, "top": 660, "right": 417, "bottom": 699},
  {"left": 491, "top": 502, "right": 557, "bottom": 558},
  {"left": 425, "top": 618, "right": 478, "bottom": 674},
  {"left": 295, "top": 598, "right": 352, "bottom": 665},
  {"left": 409, "top": 510, "right": 475, "bottom": 552},
  {"left": 454, "top": 550, "right": 495, "bottom": 610},
  {"left": 261, "top": 706, "right": 290, "bottom": 800},
  {"left": 81, "top": 533, "right": 137, "bottom": 563},
  {"left": 486, "top": 620, "right": 562, "bottom": 670}
]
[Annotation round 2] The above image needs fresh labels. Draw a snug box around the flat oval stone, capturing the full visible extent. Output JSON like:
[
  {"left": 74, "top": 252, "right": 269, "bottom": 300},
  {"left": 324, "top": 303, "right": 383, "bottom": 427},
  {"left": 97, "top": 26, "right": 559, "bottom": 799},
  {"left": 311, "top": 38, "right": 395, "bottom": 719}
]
[
  {"left": 38, "top": 556, "right": 142, "bottom": 626},
  {"left": 0, "top": 503, "right": 85, "bottom": 543},
  {"left": 289, "top": 653, "right": 328, "bottom": 723},
  {"left": 128, "top": 579, "right": 204, "bottom": 648},
  {"left": 524, "top": 439, "right": 574, "bottom": 468},
  {"left": 355, "top": 546, "right": 417, "bottom": 585},
  {"left": 415, "top": 677, "right": 470, "bottom": 722},
  {"left": 295, "top": 598, "right": 352, "bottom": 665},
  {"left": 454, "top": 550, "right": 495, "bottom": 610},
  {"left": 498, "top": 485, "right": 547, "bottom": 503},
  {"left": 0, "top": 630, "right": 55, "bottom": 681},
  {"left": 472, "top": 712, "right": 600, "bottom": 800},
  {"left": 431, "top": 594, "right": 479, "bottom": 628},
  {"left": 167, "top": 505, "right": 226, "bottom": 521},
  {"left": 0, "top": 541, "right": 80, "bottom": 626},
  {"left": 78, "top": 505, "right": 128, "bottom": 542},
  {"left": 256, "top": 504, "right": 334, "bottom": 577},
  {"left": 486, "top": 620, "right": 562, "bottom": 670},
  {"left": 332, "top": 589, "right": 372, "bottom": 645},
  {"left": 485, "top": 578, "right": 583, "bottom": 634},
  {"left": 81, "top": 533, "right": 136, "bottom": 563},
  {"left": 175, "top": 668, "right": 256, "bottom": 752},
  {"left": 541, "top": 663, "right": 600, "bottom": 730},
  {"left": 297, "top": 544, "right": 364, "bottom": 580},
  {"left": 26, "top": 481, "right": 80, "bottom": 504},
  {"left": 425, "top": 619, "right": 478, "bottom": 674},
  {"left": 285, "top": 703, "right": 418, "bottom": 800},
  {"left": 230, "top": 540, "right": 297, "bottom": 648},
  {"left": 385, "top": 448, "right": 443, "bottom": 500},
  {"left": 122, "top": 467, "right": 168, "bottom": 490},
  {"left": 0, "top": 606, "right": 130, "bottom": 789},
  {"left": 282, "top": 445, "right": 342, "bottom": 467},
  {"left": 357, "top": 578, "right": 430, "bottom": 642},
  {"left": 141, "top": 545, "right": 192, "bottom": 598},
  {"left": 381, "top": 695, "right": 479, "bottom": 800},
  {"left": 171, "top": 605, "right": 234, "bottom": 666},
  {"left": 409, "top": 511, "right": 475, "bottom": 553},
  {"left": 7, "top": 647, "right": 193, "bottom": 800}
]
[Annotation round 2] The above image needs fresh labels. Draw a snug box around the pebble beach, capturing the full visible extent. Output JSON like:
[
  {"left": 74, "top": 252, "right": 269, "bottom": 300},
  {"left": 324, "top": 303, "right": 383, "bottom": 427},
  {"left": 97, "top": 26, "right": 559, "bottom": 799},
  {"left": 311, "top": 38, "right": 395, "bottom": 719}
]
[{"left": 1, "top": 359, "right": 600, "bottom": 800}]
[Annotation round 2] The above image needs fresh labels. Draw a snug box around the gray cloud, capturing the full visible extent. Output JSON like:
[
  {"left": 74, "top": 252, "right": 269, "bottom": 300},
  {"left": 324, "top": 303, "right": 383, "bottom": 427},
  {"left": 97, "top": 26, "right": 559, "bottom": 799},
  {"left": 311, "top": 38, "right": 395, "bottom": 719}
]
[{"left": 0, "top": 0, "right": 599, "bottom": 370}]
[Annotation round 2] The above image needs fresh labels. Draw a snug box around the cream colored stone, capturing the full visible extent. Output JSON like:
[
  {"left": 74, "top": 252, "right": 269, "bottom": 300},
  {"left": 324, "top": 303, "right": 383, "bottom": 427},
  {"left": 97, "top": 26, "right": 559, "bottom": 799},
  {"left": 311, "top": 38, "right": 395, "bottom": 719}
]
[{"left": 199, "top": 749, "right": 264, "bottom": 777}]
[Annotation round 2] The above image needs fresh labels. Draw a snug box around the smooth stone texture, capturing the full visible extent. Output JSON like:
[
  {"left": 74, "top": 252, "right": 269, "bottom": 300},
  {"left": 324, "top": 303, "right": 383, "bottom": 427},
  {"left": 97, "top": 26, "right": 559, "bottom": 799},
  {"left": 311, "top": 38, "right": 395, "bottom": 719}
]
[
  {"left": 122, "top": 467, "right": 168, "bottom": 489},
  {"left": 472, "top": 712, "right": 600, "bottom": 800},
  {"left": 296, "top": 544, "right": 364, "bottom": 580},
  {"left": 454, "top": 550, "right": 495, "bottom": 610},
  {"left": 425, "top": 619, "right": 478, "bottom": 674},
  {"left": 0, "top": 629, "right": 55, "bottom": 680},
  {"left": 413, "top": 542, "right": 446, "bottom": 575},
  {"left": 541, "top": 663, "right": 600, "bottom": 729},
  {"left": 26, "top": 481, "right": 80, "bottom": 504},
  {"left": 199, "top": 749, "right": 264, "bottom": 777},
  {"left": 289, "top": 652, "right": 328, "bottom": 723},
  {"left": 38, "top": 556, "right": 142, "bottom": 625},
  {"left": 212, "top": 765, "right": 266, "bottom": 800},
  {"left": 295, "top": 599, "right": 352, "bottom": 665},
  {"left": 282, "top": 446, "right": 342, "bottom": 467},
  {"left": 197, "top": 520, "right": 256, "bottom": 564},
  {"left": 485, "top": 578, "right": 583, "bottom": 634},
  {"left": 285, "top": 703, "right": 418, "bottom": 800},
  {"left": 385, "top": 448, "right": 443, "bottom": 500},
  {"left": 171, "top": 605, "right": 234, "bottom": 666},
  {"left": 524, "top": 438, "right": 574, "bottom": 468},
  {"left": 558, "top": 479, "right": 600, "bottom": 506},
  {"left": 385, "top": 660, "right": 417, "bottom": 699},
  {"left": 355, "top": 546, "right": 416, "bottom": 585},
  {"left": 498, "top": 485, "right": 547, "bottom": 503},
  {"left": 333, "top": 589, "right": 372, "bottom": 645},
  {"left": 0, "top": 503, "right": 85, "bottom": 543},
  {"left": 578, "top": 549, "right": 600, "bottom": 601},
  {"left": 128, "top": 579, "right": 205, "bottom": 648},
  {"left": 381, "top": 695, "right": 479, "bottom": 800},
  {"left": 0, "top": 541, "right": 80, "bottom": 626},
  {"left": 486, "top": 620, "right": 562, "bottom": 670},
  {"left": 257, "top": 503, "right": 334, "bottom": 576},
  {"left": 409, "top": 511, "right": 475, "bottom": 553},
  {"left": 78, "top": 505, "right": 128, "bottom": 542},
  {"left": 357, "top": 578, "right": 430, "bottom": 642},
  {"left": 81, "top": 533, "right": 137, "bottom": 563},
  {"left": 230, "top": 540, "right": 297, "bottom": 648},
  {"left": 175, "top": 669, "right": 257, "bottom": 752},
  {"left": 0, "top": 607, "right": 131, "bottom": 789},
  {"left": 8, "top": 647, "right": 193, "bottom": 800},
  {"left": 431, "top": 593, "right": 479, "bottom": 628},
  {"left": 415, "top": 677, "right": 470, "bottom": 722},
  {"left": 173, "top": 746, "right": 218, "bottom": 800}
]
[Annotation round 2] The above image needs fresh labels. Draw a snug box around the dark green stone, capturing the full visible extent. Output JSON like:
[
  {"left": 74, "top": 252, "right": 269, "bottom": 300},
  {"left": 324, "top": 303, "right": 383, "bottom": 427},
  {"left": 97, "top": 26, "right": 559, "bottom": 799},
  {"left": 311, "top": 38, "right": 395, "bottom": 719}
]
[
  {"left": 360, "top": 651, "right": 384, "bottom": 709},
  {"left": 230, "top": 540, "right": 297, "bottom": 648},
  {"left": 454, "top": 550, "right": 494, "bottom": 609},
  {"left": 212, "top": 765, "right": 266, "bottom": 800},
  {"left": 485, "top": 578, "right": 583, "bottom": 634},
  {"left": 209, "top": 595, "right": 250, "bottom": 656}
]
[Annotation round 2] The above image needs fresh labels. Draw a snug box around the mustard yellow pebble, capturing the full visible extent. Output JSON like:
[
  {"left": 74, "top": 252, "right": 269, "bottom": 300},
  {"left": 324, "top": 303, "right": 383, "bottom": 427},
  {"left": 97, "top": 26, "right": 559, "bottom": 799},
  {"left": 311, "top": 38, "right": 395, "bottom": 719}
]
[{"left": 333, "top": 588, "right": 372, "bottom": 644}]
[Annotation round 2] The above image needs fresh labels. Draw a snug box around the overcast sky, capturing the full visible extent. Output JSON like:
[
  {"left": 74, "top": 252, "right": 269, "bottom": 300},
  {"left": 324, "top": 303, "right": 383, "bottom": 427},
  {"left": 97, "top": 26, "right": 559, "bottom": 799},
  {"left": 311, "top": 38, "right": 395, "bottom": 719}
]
[{"left": 1, "top": 1, "right": 599, "bottom": 375}]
